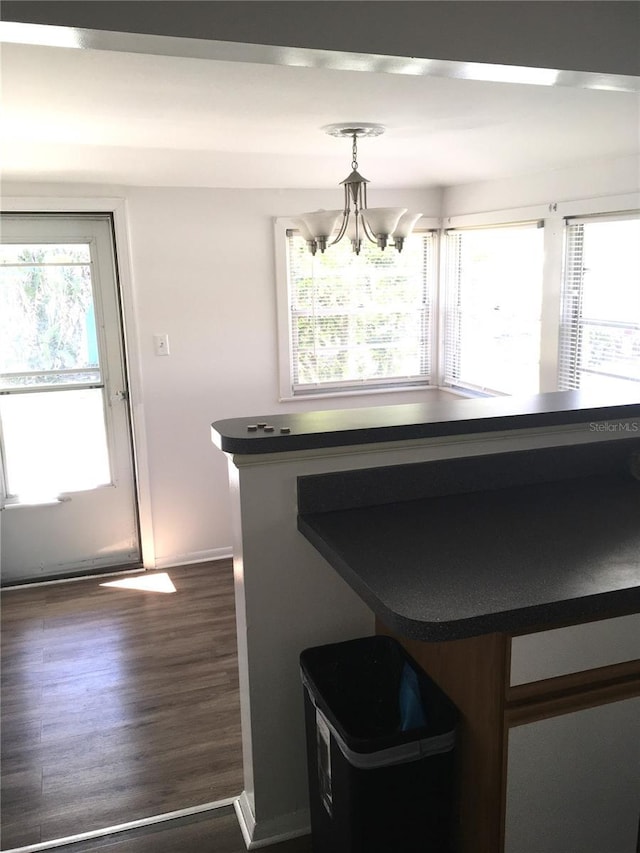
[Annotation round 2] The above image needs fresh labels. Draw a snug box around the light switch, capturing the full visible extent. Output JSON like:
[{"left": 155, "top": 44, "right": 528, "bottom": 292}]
[{"left": 154, "top": 334, "right": 170, "bottom": 356}]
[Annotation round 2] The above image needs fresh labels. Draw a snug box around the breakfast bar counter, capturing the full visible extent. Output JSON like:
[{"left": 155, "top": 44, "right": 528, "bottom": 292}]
[
  {"left": 297, "top": 472, "right": 640, "bottom": 642},
  {"left": 212, "top": 388, "right": 639, "bottom": 455},
  {"left": 211, "top": 390, "right": 640, "bottom": 852}
]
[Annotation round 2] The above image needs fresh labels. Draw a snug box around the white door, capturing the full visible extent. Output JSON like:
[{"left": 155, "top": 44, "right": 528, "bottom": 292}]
[{"left": 0, "top": 213, "right": 140, "bottom": 582}]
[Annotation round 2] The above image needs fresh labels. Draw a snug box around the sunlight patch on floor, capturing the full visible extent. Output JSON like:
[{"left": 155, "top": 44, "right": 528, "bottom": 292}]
[{"left": 100, "top": 572, "right": 177, "bottom": 593}]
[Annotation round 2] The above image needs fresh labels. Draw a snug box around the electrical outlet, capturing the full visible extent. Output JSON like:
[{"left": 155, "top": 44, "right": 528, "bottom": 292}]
[{"left": 154, "top": 333, "right": 170, "bottom": 356}]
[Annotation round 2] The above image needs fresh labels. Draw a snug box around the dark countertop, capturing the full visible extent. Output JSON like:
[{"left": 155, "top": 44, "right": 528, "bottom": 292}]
[
  {"left": 298, "top": 474, "right": 640, "bottom": 641},
  {"left": 211, "top": 390, "right": 640, "bottom": 455}
]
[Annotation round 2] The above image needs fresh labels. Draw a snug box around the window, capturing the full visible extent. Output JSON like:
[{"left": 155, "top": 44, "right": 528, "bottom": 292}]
[
  {"left": 0, "top": 236, "right": 114, "bottom": 499},
  {"left": 281, "top": 228, "right": 435, "bottom": 397},
  {"left": 278, "top": 200, "right": 638, "bottom": 402},
  {"left": 559, "top": 213, "right": 640, "bottom": 393},
  {"left": 442, "top": 223, "right": 545, "bottom": 395}
]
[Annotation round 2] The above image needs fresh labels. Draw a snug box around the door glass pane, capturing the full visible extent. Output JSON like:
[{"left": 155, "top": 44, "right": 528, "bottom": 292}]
[
  {"left": 0, "top": 388, "right": 111, "bottom": 500},
  {"left": 0, "top": 243, "right": 91, "bottom": 265},
  {"left": 0, "top": 243, "right": 100, "bottom": 389}
]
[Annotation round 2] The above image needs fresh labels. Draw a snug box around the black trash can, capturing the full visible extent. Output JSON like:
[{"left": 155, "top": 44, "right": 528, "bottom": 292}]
[{"left": 300, "top": 635, "right": 457, "bottom": 853}]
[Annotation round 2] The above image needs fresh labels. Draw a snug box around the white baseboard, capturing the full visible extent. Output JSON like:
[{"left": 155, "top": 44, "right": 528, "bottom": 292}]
[
  {"left": 154, "top": 546, "right": 233, "bottom": 569},
  {"left": 4, "top": 798, "right": 239, "bottom": 853},
  {"left": 235, "top": 792, "right": 256, "bottom": 848},
  {"left": 234, "top": 791, "right": 311, "bottom": 850}
]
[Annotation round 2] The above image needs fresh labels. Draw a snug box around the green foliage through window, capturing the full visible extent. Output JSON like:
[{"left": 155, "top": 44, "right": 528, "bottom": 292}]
[
  {"left": 0, "top": 244, "right": 100, "bottom": 389},
  {"left": 287, "top": 233, "right": 433, "bottom": 393}
]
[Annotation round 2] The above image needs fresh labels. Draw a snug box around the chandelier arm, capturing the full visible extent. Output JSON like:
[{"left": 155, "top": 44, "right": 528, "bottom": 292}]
[
  {"left": 358, "top": 181, "right": 376, "bottom": 244},
  {"left": 330, "top": 211, "right": 349, "bottom": 247},
  {"left": 352, "top": 184, "right": 364, "bottom": 250},
  {"left": 328, "top": 185, "right": 351, "bottom": 246},
  {"left": 360, "top": 215, "right": 377, "bottom": 245}
]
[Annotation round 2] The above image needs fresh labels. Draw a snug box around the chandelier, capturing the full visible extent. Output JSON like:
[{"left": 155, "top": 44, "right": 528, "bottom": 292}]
[{"left": 294, "top": 123, "right": 421, "bottom": 256}]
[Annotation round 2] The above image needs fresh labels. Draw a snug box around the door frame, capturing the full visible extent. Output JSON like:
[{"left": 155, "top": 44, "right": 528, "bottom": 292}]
[{"left": 2, "top": 196, "right": 155, "bottom": 568}]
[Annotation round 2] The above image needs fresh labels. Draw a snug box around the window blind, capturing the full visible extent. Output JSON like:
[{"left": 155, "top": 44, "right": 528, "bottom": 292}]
[
  {"left": 442, "top": 231, "right": 462, "bottom": 388},
  {"left": 558, "top": 223, "right": 585, "bottom": 390},
  {"left": 286, "top": 231, "right": 434, "bottom": 395}
]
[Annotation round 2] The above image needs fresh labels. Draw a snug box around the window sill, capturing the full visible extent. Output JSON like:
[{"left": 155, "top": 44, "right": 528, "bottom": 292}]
[
  {"left": 440, "top": 385, "right": 498, "bottom": 399},
  {"left": 279, "top": 384, "right": 438, "bottom": 403}
]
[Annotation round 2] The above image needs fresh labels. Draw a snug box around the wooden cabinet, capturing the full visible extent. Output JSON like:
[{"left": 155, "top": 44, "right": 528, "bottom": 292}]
[{"left": 379, "top": 615, "right": 640, "bottom": 853}]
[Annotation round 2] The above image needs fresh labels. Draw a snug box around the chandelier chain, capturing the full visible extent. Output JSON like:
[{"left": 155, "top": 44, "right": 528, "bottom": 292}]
[{"left": 351, "top": 133, "right": 359, "bottom": 171}]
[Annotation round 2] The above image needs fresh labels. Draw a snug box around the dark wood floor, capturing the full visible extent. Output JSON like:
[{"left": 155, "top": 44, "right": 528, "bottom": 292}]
[
  {"left": 1, "top": 561, "right": 244, "bottom": 850},
  {"left": 33, "top": 806, "right": 312, "bottom": 853}
]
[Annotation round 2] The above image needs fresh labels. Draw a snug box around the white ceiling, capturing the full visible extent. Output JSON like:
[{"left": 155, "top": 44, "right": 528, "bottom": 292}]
[{"left": 1, "top": 40, "right": 638, "bottom": 189}]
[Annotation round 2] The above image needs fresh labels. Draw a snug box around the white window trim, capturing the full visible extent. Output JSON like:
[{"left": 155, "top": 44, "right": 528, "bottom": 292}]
[
  {"left": 1, "top": 196, "right": 155, "bottom": 568},
  {"left": 442, "top": 193, "right": 640, "bottom": 230},
  {"left": 274, "top": 215, "right": 441, "bottom": 402}
]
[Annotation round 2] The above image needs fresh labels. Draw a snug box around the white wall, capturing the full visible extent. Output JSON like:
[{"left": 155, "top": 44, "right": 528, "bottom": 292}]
[
  {"left": 443, "top": 153, "right": 640, "bottom": 217},
  {"left": 4, "top": 153, "right": 637, "bottom": 566},
  {"left": 2, "top": 182, "right": 442, "bottom": 566}
]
